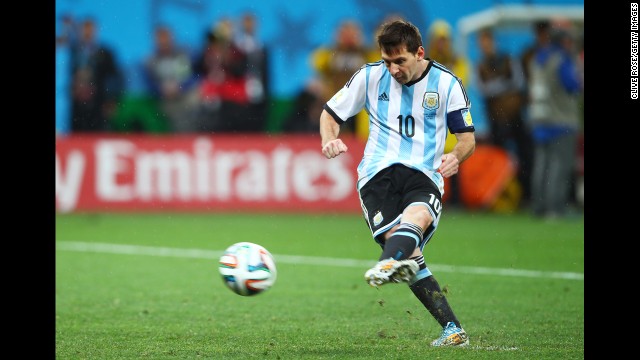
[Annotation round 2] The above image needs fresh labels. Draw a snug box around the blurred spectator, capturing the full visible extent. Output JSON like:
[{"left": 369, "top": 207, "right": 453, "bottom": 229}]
[
  {"left": 68, "top": 17, "right": 124, "bottom": 132},
  {"left": 520, "top": 20, "right": 552, "bottom": 88},
  {"left": 310, "top": 19, "right": 373, "bottom": 134},
  {"left": 475, "top": 28, "right": 533, "bottom": 206},
  {"left": 192, "top": 23, "right": 225, "bottom": 132},
  {"left": 281, "top": 78, "right": 326, "bottom": 133},
  {"left": 426, "top": 19, "right": 471, "bottom": 86},
  {"left": 234, "top": 12, "right": 269, "bottom": 132},
  {"left": 193, "top": 18, "right": 252, "bottom": 132},
  {"left": 525, "top": 19, "right": 582, "bottom": 219},
  {"left": 142, "top": 24, "right": 199, "bottom": 132}
]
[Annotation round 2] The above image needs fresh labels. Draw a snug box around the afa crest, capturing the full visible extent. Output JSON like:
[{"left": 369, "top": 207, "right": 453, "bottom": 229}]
[
  {"left": 373, "top": 211, "right": 384, "bottom": 226},
  {"left": 422, "top": 92, "right": 439, "bottom": 110}
]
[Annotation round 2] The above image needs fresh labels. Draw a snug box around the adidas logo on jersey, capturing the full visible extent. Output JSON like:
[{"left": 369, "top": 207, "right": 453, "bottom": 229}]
[{"left": 378, "top": 92, "right": 389, "bottom": 101}]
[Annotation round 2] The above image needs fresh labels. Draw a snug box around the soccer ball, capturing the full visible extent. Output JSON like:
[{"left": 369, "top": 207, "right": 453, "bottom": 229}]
[{"left": 218, "top": 242, "right": 277, "bottom": 296}]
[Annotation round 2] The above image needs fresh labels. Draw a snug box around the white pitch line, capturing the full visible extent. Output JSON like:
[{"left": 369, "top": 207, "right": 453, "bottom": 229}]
[
  {"left": 470, "top": 345, "right": 519, "bottom": 351},
  {"left": 56, "top": 241, "right": 583, "bottom": 281}
]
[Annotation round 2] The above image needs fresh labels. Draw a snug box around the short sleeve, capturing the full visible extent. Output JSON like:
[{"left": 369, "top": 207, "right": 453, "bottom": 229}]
[
  {"left": 323, "top": 66, "right": 367, "bottom": 123},
  {"left": 447, "top": 78, "right": 474, "bottom": 134}
]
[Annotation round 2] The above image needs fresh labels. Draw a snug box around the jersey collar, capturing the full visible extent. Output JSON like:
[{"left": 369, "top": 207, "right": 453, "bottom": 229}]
[{"left": 404, "top": 58, "right": 432, "bottom": 87}]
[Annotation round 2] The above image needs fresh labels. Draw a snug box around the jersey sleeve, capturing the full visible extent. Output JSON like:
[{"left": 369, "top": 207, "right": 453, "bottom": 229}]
[
  {"left": 446, "top": 78, "right": 475, "bottom": 134},
  {"left": 323, "top": 66, "right": 367, "bottom": 124}
]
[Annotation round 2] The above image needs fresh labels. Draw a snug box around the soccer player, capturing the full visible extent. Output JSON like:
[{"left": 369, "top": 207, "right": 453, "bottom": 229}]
[{"left": 319, "top": 20, "right": 475, "bottom": 347}]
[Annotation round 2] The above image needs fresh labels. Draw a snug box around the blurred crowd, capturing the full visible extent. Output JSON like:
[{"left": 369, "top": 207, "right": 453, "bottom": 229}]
[
  {"left": 55, "top": 14, "right": 584, "bottom": 218},
  {"left": 474, "top": 19, "right": 584, "bottom": 219},
  {"left": 56, "top": 13, "right": 269, "bottom": 134}
]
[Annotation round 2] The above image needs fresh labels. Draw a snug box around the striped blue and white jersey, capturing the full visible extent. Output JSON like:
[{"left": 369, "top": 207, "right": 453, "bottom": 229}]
[{"left": 323, "top": 59, "right": 475, "bottom": 194}]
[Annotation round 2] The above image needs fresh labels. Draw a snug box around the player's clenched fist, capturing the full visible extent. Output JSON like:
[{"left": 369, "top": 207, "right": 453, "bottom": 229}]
[
  {"left": 437, "top": 153, "right": 460, "bottom": 178},
  {"left": 321, "top": 139, "right": 348, "bottom": 159}
]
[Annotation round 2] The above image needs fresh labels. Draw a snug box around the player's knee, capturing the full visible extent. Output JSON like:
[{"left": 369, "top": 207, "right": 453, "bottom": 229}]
[
  {"left": 404, "top": 207, "right": 433, "bottom": 230},
  {"left": 418, "top": 209, "right": 433, "bottom": 227},
  {"left": 382, "top": 223, "right": 401, "bottom": 241}
]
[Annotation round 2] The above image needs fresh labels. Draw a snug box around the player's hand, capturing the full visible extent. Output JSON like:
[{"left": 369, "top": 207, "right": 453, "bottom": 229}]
[
  {"left": 437, "top": 153, "right": 459, "bottom": 178},
  {"left": 321, "top": 139, "right": 348, "bottom": 159}
]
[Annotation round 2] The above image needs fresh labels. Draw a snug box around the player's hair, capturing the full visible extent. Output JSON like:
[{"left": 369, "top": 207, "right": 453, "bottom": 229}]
[{"left": 377, "top": 20, "right": 423, "bottom": 55}]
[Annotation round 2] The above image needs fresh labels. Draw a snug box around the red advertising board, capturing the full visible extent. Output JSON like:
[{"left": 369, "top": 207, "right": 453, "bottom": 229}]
[{"left": 55, "top": 134, "right": 366, "bottom": 213}]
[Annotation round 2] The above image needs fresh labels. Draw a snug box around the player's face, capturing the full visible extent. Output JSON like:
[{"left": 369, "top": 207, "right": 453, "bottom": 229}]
[{"left": 381, "top": 45, "right": 425, "bottom": 84}]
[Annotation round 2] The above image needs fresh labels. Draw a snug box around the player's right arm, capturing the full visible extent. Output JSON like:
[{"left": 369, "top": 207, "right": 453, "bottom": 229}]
[
  {"left": 320, "top": 109, "right": 348, "bottom": 159},
  {"left": 319, "top": 63, "right": 369, "bottom": 159}
]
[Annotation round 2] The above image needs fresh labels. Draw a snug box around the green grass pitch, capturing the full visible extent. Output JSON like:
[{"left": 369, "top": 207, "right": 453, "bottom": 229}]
[{"left": 56, "top": 211, "right": 584, "bottom": 359}]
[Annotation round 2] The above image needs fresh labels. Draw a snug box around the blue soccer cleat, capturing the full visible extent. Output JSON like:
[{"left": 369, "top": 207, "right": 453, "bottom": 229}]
[{"left": 431, "top": 321, "right": 469, "bottom": 347}]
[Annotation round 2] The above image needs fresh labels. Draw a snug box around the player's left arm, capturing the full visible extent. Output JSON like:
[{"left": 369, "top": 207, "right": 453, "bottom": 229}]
[
  {"left": 439, "top": 77, "right": 476, "bottom": 178},
  {"left": 439, "top": 132, "right": 475, "bottom": 178}
]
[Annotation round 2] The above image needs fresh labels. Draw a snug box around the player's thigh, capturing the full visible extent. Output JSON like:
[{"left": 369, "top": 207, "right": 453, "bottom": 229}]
[
  {"left": 359, "top": 167, "right": 404, "bottom": 246},
  {"left": 400, "top": 168, "right": 443, "bottom": 249},
  {"left": 401, "top": 169, "right": 442, "bottom": 221}
]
